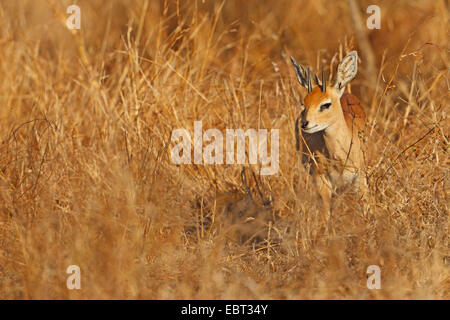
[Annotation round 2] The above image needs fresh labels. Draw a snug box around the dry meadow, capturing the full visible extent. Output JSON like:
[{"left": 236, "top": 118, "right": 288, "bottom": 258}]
[{"left": 0, "top": 0, "right": 448, "bottom": 299}]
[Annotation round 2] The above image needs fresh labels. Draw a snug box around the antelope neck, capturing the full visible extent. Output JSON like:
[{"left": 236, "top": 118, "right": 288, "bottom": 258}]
[{"left": 322, "top": 108, "right": 353, "bottom": 162}]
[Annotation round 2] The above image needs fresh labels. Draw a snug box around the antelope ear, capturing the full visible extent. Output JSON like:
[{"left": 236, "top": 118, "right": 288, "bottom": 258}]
[
  {"left": 334, "top": 51, "right": 358, "bottom": 96},
  {"left": 290, "top": 56, "right": 308, "bottom": 89}
]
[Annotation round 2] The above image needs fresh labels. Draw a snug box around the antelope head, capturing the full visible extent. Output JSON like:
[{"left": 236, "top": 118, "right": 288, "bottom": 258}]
[{"left": 290, "top": 51, "right": 358, "bottom": 134}]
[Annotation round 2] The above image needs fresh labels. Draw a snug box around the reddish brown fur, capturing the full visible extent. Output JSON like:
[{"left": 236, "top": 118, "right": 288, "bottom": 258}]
[{"left": 340, "top": 92, "right": 366, "bottom": 133}]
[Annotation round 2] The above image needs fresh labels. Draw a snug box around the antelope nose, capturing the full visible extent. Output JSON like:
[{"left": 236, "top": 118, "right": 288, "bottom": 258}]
[{"left": 301, "top": 120, "right": 309, "bottom": 129}]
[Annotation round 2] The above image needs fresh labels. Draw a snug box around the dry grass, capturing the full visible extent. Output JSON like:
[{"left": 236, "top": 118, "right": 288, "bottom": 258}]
[{"left": 0, "top": 0, "right": 448, "bottom": 299}]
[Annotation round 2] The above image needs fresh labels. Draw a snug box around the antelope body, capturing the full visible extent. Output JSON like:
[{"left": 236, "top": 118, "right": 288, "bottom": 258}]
[{"left": 290, "top": 51, "right": 367, "bottom": 211}]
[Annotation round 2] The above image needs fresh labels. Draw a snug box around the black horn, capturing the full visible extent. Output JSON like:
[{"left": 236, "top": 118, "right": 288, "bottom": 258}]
[
  {"left": 321, "top": 67, "right": 326, "bottom": 92},
  {"left": 307, "top": 68, "right": 312, "bottom": 93}
]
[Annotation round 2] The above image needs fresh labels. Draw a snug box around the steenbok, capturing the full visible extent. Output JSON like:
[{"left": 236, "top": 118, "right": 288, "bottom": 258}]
[{"left": 290, "top": 51, "right": 367, "bottom": 212}]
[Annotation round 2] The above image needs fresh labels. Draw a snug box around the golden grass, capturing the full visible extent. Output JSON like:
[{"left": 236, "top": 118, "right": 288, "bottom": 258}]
[{"left": 0, "top": 0, "right": 448, "bottom": 299}]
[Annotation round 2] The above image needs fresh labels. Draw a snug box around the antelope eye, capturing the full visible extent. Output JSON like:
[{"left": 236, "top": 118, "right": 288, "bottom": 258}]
[{"left": 320, "top": 102, "right": 331, "bottom": 111}]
